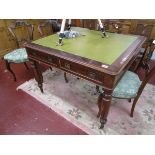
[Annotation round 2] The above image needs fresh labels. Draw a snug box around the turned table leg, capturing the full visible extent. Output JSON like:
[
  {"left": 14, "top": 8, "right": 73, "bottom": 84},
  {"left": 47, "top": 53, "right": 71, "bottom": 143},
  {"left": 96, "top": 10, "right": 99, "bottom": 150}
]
[
  {"left": 30, "top": 60, "right": 44, "bottom": 93},
  {"left": 97, "top": 88, "right": 112, "bottom": 129}
]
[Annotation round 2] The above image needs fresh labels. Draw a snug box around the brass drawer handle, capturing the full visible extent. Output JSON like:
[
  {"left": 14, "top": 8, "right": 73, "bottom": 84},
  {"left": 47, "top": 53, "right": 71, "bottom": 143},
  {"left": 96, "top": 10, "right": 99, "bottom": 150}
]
[
  {"left": 32, "top": 52, "right": 37, "bottom": 56},
  {"left": 64, "top": 63, "right": 71, "bottom": 69},
  {"left": 47, "top": 57, "right": 53, "bottom": 62},
  {"left": 88, "top": 72, "right": 96, "bottom": 79}
]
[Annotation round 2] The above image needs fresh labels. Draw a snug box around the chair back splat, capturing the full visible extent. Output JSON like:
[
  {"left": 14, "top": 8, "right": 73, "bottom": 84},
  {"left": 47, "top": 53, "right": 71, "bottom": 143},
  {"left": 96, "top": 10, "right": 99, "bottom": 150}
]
[
  {"left": 137, "top": 40, "right": 155, "bottom": 75},
  {"left": 8, "top": 20, "right": 34, "bottom": 48},
  {"left": 38, "top": 20, "right": 54, "bottom": 37}
]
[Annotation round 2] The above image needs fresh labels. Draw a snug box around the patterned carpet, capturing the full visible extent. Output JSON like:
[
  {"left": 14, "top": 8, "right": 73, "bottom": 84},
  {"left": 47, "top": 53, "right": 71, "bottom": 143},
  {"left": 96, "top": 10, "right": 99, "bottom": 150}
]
[{"left": 17, "top": 69, "right": 155, "bottom": 135}]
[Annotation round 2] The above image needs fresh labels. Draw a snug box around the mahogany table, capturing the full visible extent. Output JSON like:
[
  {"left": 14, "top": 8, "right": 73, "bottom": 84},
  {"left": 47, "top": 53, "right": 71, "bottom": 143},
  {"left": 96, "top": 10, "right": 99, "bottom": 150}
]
[{"left": 25, "top": 27, "right": 146, "bottom": 128}]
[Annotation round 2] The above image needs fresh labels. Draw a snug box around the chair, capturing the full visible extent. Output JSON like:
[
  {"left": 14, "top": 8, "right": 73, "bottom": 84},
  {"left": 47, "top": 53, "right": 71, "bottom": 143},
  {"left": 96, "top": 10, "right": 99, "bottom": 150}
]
[
  {"left": 3, "top": 20, "right": 34, "bottom": 81},
  {"left": 132, "top": 23, "right": 154, "bottom": 72},
  {"left": 135, "top": 39, "right": 155, "bottom": 75},
  {"left": 38, "top": 20, "right": 68, "bottom": 82},
  {"left": 134, "top": 23, "right": 153, "bottom": 43},
  {"left": 38, "top": 20, "right": 54, "bottom": 37},
  {"left": 102, "top": 19, "right": 131, "bottom": 34},
  {"left": 82, "top": 19, "right": 97, "bottom": 30},
  {"left": 97, "top": 44, "right": 155, "bottom": 118}
]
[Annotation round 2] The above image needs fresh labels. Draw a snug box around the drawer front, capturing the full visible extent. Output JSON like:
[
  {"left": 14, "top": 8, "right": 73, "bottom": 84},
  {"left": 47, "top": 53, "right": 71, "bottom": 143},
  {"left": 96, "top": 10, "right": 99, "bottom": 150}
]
[
  {"left": 28, "top": 50, "right": 58, "bottom": 66},
  {"left": 60, "top": 59, "right": 104, "bottom": 83}
]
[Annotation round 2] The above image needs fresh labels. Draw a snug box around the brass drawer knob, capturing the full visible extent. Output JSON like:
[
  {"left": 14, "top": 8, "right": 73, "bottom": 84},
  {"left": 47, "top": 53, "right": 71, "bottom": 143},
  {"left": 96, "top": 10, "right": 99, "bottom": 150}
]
[
  {"left": 32, "top": 52, "right": 36, "bottom": 56},
  {"left": 88, "top": 72, "right": 96, "bottom": 79},
  {"left": 47, "top": 57, "right": 53, "bottom": 62},
  {"left": 64, "top": 63, "right": 71, "bottom": 69}
]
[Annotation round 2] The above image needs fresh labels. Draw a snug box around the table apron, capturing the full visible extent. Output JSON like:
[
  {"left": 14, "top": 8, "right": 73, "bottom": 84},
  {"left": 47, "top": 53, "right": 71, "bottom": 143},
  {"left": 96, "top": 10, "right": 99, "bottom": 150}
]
[{"left": 28, "top": 53, "right": 109, "bottom": 88}]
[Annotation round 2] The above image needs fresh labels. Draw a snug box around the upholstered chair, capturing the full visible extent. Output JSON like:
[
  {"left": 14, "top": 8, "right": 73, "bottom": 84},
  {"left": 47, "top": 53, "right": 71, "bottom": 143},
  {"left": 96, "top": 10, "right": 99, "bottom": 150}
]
[
  {"left": 97, "top": 44, "right": 155, "bottom": 118},
  {"left": 136, "top": 40, "right": 155, "bottom": 75},
  {"left": 3, "top": 20, "right": 34, "bottom": 81}
]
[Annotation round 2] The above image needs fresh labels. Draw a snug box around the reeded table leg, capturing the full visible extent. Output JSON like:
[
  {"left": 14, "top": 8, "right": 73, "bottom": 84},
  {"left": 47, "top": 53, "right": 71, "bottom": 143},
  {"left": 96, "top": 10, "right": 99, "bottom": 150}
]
[
  {"left": 97, "top": 88, "right": 112, "bottom": 129},
  {"left": 30, "top": 60, "right": 44, "bottom": 93}
]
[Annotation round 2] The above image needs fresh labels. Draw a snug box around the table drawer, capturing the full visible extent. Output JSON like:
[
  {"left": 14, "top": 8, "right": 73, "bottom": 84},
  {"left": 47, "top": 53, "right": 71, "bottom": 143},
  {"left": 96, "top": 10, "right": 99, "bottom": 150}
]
[
  {"left": 60, "top": 59, "right": 104, "bottom": 82},
  {"left": 28, "top": 50, "right": 58, "bottom": 66}
]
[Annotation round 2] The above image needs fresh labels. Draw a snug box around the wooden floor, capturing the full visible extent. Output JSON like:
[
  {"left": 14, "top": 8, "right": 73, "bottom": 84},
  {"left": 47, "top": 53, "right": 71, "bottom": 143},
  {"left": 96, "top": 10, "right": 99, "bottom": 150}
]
[{"left": 0, "top": 59, "right": 155, "bottom": 135}]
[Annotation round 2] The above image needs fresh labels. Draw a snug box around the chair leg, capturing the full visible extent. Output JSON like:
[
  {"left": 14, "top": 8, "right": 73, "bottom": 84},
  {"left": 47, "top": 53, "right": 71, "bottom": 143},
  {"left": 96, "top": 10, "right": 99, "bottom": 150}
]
[
  {"left": 133, "top": 58, "right": 141, "bottom": 73},
  {"left": 144, "top": 63, "right": 150, "bottom": 76},
  {"left": 128, "top": 98, "right": 132, "bottom": 102},
  {"left": 64, "top": 72, "right": 68, "bottom": 83},
  {"left": 24, "top": 62, "right": 29, "bottom": 70},
  {"left": 49, "top": 67, "right": 53, "bottom": 71},
  {"left": 5, "top": 60, "right": 16, "bottom": 81},
  {"left": 130, "top": 95, "right": 141, "bottom": 117}
]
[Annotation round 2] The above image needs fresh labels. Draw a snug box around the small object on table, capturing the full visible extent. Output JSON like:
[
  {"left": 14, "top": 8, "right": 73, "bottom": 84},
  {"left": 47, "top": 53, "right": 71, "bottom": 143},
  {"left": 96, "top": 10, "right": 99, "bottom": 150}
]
[
  {"left": 98, "top": 19, "right": 107, "bottom": 38},
  {"left": 67, "top": 19, "right": 71, "bottom": 31},
  {"left": 64, "top": 31, "right": 80, "bottom": 38},
  {"left": 57, "top": 19, "right": 66, "bottom": 46}
]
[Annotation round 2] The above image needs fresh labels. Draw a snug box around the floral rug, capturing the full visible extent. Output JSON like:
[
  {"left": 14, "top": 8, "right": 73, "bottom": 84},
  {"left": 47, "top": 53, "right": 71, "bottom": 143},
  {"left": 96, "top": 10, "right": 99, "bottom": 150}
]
[{"left": 17, "top": 69, "right": 155, "bottom": 135}]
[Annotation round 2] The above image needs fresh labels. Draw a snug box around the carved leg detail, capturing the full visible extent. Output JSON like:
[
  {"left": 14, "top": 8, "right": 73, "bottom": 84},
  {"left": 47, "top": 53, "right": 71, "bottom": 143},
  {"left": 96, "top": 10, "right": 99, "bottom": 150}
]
[
  {"left": 64, "top": 72, "right": 68, "bottom": 83},
  {"left": 30, "top": 61, "right": 44, "bottom": 93},
  {"left": 24, "top": 62, "right": 29, "bottom": 70},
  {"left": 5, "top": 60, "right": 16, "bottom": 81}
]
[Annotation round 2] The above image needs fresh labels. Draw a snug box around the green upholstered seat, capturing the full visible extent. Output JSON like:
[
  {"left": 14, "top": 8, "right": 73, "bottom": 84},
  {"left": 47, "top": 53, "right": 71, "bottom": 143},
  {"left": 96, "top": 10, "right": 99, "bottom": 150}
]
[
  {"left": 4, "top": 48, "right": 28, "bottom": 63},
  {"left": 112, "top": 71, "right": 141, "bottom": 99}
]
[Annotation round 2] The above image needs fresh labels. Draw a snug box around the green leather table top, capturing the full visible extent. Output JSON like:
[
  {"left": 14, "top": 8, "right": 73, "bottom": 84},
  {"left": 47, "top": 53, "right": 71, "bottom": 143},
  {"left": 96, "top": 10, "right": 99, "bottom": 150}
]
[{"left": 33, "top": 27, "right": 138, "bottom": 65}]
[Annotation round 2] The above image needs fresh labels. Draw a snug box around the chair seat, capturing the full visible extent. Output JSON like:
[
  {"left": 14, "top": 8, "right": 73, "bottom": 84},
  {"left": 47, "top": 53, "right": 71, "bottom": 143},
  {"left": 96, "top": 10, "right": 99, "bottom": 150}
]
[
  {"left": 4, "top": 48, "right": 28, "bottom": 63},
  {"left": 112, "top": 71, "right": 141, "bottom": 99}
]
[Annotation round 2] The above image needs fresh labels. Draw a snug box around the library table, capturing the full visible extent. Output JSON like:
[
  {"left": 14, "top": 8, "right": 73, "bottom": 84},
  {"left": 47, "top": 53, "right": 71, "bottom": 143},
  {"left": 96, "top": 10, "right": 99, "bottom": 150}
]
[{"left": 25, "top": 27, "right": 146, "bottom": 128}]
